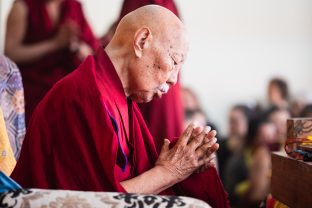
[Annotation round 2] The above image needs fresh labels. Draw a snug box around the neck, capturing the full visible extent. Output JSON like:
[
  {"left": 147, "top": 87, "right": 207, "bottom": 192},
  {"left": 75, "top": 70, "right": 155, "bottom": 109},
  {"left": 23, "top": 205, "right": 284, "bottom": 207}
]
[{"left": 104, "top": 44, "right": 130, "bottom": 96}]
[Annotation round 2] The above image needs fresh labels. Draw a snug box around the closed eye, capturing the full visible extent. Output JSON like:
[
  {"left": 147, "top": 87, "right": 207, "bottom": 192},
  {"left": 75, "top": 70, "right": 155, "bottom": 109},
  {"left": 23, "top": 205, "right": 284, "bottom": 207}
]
[{"left": 171, "top": 56, "right": 178, "bottom": 66}]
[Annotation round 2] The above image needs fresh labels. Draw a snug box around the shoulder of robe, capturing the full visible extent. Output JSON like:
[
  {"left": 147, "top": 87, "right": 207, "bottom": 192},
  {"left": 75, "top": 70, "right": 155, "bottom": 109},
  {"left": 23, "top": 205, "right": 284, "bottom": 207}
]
[{"left": 37, "top": 57, "right": 100, "bottom": 110}]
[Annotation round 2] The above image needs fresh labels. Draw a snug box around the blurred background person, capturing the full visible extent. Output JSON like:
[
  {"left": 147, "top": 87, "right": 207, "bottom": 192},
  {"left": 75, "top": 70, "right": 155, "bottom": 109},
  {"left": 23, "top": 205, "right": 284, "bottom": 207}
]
[
  {"left": 217, "top": 104, "right": 253, "bottom": 181},
  {"left": 184, "top": 108, "right": 207, "bottom": 128},
  {"left": 182, "top": 87, "right": 201, "bottom": 111},
  {"left": 4, "top": 0, "right": 99, "bottom": 124},
  {"left": 290, "top": 93, "right": 312, "bottom": 117},
  {"left": 265, "top": 106, "right": 291, "bottom": 151},
  {"left": 182, "top": 87, "right": 219, "bottom": 130},
  {"left": 224, "top": 117, "right": 273, "bottom": 208},
  {"left": 300, "top": 104, "right": 312, "bottom": 117},
  {"left": 267, "top": 78, "right": 290, "bottom": 110}
]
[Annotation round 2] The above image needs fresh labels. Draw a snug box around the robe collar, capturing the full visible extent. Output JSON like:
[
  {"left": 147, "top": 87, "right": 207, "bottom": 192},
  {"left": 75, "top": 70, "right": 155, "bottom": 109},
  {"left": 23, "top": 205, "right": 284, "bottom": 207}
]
[{"left": 94, "top": 47, "right": 130, "bottom": 140}]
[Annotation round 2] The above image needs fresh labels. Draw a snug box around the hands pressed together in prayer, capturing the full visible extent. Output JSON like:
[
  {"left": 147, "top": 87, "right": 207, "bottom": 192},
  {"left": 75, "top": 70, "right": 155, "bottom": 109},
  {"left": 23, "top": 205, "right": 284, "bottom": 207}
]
[
  {"left": 54, "top": 21, "right": 93, "bottom": 60},
  {"left": 53, "top": 21, "right": 79, "bottom": 49},
  {"left": 120, "top": 123, "right": 219, "bottom": 194},
  {"left": 156, "top": 123, "right": 219, "bottom": 183}
]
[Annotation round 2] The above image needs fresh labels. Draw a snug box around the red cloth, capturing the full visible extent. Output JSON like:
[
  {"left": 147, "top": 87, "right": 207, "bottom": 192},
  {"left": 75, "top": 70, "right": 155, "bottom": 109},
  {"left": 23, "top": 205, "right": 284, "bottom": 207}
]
[
  {"left": 12, "top": 48, "right": 229, "bottom": 207},
  {"left": 19, "top": 0, "right": 99, "bottom": 124}
]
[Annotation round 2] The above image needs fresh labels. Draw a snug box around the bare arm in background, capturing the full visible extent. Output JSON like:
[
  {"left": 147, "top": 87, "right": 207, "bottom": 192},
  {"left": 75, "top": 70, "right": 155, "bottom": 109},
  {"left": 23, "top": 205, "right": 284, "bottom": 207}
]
[{"left": 4, "top": 1, "right": 78, "bottom": 64}]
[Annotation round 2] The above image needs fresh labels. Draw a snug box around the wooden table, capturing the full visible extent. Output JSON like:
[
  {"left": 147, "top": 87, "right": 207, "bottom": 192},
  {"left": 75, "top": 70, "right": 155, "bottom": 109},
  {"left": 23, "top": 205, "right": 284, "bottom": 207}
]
[{"left": 271, "top": 151, "right": 312, "bottom": 208}]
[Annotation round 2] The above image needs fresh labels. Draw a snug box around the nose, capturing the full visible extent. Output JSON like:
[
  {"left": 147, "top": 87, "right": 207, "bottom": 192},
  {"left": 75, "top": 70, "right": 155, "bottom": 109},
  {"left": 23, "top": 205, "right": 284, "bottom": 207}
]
[{"left": 166, "top": 69, "right": 179, "bottom": 86}]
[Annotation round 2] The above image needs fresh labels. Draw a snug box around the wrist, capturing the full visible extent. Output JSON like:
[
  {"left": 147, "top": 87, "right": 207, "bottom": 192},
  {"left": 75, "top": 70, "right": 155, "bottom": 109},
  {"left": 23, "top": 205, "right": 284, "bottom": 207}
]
[{"left": 153, "top": 165, "right": 180, "bottom": 187}]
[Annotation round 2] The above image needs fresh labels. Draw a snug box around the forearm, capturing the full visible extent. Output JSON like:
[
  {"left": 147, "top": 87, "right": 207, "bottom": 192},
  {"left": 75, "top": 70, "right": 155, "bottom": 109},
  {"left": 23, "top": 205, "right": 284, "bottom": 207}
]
[
  {"left": 5, "top": 39, "right": 60, "bottom": 64},
  {"left": 120, "top": 165, "right": 177, "bottom": 194}
]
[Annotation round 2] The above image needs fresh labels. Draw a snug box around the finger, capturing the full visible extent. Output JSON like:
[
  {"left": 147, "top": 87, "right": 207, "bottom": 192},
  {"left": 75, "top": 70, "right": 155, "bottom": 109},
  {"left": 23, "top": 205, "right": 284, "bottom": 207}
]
[
  {"left": 204, "top": 137, "right": 218, "bottom": 148},
  {"left": 192, "top": 126, "right": 204, "bottom": 138},
  {"left": 198, "top": 153, "right": 216, "bottom": 166},
  {"left": 203, "top": 130, "right": 217, "bottom": 143},
  {"left": 188, "top": 126, "right": 204, "bottom": 145},
  {"left": 177, "top": 123, "right": 195, "bottom": 146},
  {"left": 160, "top": 138, "right": 170, "bottom": 154},
  {"left": 204, "top": 155, "right": 216, "bottom": 168},
  {"left": 205, "top": 143, "right": 219, "bottom": 157},
  {"left": 195, "top": 137, "right": 217, "bottom": 158},
  {"left": 189, "top": 126, "right": 211, "bottom": 149}
]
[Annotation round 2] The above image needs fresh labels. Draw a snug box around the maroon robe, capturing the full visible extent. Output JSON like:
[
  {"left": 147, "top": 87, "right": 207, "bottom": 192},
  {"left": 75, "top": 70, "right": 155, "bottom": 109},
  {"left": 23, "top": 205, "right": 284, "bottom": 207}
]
[
  {"left": 19, "top": 0, "right": 99, "bottom": 124},
  {"left": 12, "top": 48, "right": 229, "bottom": 207}
]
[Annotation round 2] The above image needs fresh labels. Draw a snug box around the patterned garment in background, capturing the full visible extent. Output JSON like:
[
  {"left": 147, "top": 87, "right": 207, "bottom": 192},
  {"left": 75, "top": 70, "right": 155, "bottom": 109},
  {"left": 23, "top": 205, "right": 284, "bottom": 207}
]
[
  {"left": 0, "top": 55, "right": 26, "bottom": 159},
  {"left": 0, "top": 107, "right": 16, "bottom": 176}
]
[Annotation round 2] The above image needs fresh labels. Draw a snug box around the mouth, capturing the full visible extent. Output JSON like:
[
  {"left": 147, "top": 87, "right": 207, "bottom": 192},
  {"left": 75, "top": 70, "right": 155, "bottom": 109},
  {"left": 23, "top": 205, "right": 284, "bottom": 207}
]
[
  {"left": 159, "top": 89, "right": 167, "bottom": 94},
  {"left": 157, "top": 84, "right": 169, "bottom": 94}
]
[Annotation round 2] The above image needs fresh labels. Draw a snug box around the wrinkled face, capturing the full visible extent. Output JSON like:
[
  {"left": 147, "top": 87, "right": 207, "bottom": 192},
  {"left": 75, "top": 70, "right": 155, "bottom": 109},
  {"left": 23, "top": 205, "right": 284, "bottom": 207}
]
[
  {"left": 229, "top": 109, "right": 248, "bottom": 138},
  {"left": 127, "top": 35, "right": 187, "bottom": 103}
]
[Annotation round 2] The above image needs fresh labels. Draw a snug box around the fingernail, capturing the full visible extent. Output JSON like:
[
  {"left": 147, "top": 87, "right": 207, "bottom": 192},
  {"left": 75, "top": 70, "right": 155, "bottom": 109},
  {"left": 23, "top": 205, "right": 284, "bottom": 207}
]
[{"left": 204, "top": 126, "right": 211, "bottom": 134}]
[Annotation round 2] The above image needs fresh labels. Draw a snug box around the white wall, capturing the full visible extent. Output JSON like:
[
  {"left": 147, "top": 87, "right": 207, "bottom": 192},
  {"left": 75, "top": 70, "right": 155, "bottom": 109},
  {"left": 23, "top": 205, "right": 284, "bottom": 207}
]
[
  {"left": 1, "top": 0, "right": 312, "bottom": 135},
  {"left": 177, "top": 0, "right": 312, "bottom": 134},
  {"left": 0, "top": 0, "right": 13, "bottom": 51}
]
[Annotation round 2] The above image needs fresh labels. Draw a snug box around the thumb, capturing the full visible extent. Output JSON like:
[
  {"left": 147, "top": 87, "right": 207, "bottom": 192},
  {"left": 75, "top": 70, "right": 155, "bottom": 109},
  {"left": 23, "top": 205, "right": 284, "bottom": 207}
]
[{"left": 160, "top": 138, "right": 170, "bottom": 153}]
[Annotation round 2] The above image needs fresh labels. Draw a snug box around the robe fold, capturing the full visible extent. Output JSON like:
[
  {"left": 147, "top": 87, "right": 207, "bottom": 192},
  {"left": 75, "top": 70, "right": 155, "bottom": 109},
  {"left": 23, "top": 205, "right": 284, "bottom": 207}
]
[
  {"left": 12, "top": 48, "right": 229, "bottom": 207},
  {"left": 19, "top": 0, "right": 99, "bottom": 124}
]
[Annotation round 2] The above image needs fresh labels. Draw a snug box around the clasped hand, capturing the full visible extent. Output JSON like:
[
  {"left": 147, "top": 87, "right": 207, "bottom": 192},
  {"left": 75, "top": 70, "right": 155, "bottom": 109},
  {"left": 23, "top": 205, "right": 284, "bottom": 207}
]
[{"left": 156, "top": 123, "right": 219, "bottom": 183}]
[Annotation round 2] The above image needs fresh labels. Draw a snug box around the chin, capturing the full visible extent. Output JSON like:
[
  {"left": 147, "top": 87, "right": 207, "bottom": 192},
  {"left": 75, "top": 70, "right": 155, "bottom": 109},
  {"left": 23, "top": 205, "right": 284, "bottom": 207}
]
[{"left": 130, "top": 95, "right": 153, "bottom": 103}]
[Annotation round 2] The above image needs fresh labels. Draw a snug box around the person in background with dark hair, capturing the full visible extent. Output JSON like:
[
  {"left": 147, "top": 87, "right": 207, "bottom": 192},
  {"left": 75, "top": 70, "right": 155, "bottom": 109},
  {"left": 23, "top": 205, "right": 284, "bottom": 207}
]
[
  {"left": 224, "top": 117, "right": 273, "bottom": 208},
  {"left": 217, "top": 105, "right": 253, "bottom": 181},
  {"left": 300, "top": 104, "right": 312, "bottom": 117},
  {"left": 267, "top": 78, "right": 289, "bottom": 109},
  {"left": 290, "top": 93, "right": 311, "bottom": 117},
  {"left": 184, "top": 108, "right": 207, "bottom": 128},
  {"left": 264, "top": 106, "right": 290, "bottom": 151}
]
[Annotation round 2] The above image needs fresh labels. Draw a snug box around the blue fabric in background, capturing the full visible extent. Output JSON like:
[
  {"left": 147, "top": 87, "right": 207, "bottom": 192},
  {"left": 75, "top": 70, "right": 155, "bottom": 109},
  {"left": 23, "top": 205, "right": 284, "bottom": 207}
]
[{"left": 0, "top": 171, "right": 22, "bottom": 193}]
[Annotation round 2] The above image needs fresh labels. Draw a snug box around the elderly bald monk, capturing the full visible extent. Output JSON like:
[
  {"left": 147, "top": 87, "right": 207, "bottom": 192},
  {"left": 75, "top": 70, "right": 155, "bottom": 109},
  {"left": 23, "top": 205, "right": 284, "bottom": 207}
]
[{"left": 12, "top": 5, "right": 229, "bottom": 207}]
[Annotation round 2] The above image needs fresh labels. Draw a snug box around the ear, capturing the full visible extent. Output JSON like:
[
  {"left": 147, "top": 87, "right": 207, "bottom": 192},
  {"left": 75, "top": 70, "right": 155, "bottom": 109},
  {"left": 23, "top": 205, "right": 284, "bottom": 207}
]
[{"left": 133, "top": 27, "right": 152, "bottom": 58}]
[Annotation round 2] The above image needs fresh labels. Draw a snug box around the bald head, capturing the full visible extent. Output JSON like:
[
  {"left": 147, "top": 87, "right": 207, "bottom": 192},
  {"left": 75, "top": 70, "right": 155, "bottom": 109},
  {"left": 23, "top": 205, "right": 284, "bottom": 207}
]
[
  {"left": 106, "top": 5, "right": 188, "bottom": 103},
  {"left": 117, "top": 5, "right": 184, "bottom": 39}
]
